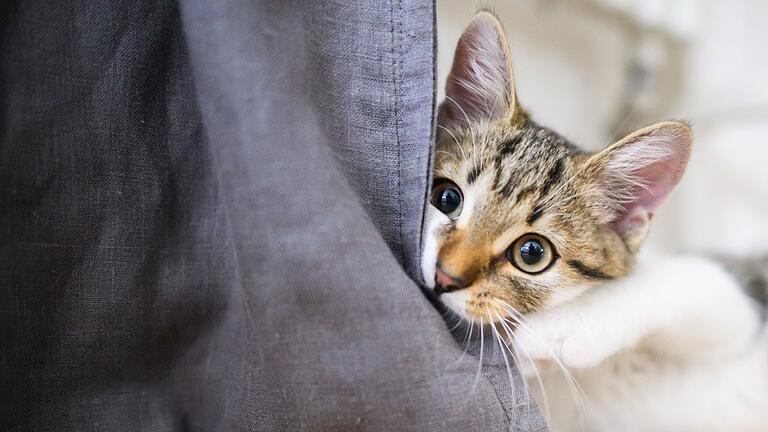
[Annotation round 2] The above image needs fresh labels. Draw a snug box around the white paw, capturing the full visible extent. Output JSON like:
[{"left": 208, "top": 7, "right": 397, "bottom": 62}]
[{"left": 513, "top": 311, "right": 612, "bottom": 372}]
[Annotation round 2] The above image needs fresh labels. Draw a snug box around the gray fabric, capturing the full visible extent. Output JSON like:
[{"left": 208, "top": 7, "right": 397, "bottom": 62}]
[
  {"left": 1, "top": 2, "right": 243, "bottom": 430},
  {"left": 0, "top": 0, "right": 545, "bottom": 430},
  {"left": 301, "top": 1, "right": 435, "bottom": 275}
]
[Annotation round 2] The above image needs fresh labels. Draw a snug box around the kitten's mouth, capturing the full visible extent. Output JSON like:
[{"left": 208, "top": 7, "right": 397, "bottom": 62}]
[
  {"left": 433, "top": 282, "right": 463, "bottom": 296},
  {"left": 438, "top": 288, "right": 511, "bottom": 325}
]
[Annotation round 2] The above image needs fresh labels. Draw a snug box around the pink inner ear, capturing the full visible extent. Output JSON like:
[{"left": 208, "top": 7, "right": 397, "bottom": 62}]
[
  {"left": 609, "top": 130, "right": 691, "bottom": 236},
  {"left": 438, "top": 15, "right": 510, "bottom": 127}
]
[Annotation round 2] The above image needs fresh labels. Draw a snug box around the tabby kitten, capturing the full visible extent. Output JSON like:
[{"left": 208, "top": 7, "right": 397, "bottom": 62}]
[{"left": 423, "top": 12, "right": 768, "bottom": 431}]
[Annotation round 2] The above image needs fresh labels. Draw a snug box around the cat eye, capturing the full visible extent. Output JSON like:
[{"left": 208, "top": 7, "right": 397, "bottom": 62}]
[
  {"left": 507, "top": 234, "right": 556, "bottom": 274},
  {"left": 430, "top": 179, "right": 463, "bottom": 219}
]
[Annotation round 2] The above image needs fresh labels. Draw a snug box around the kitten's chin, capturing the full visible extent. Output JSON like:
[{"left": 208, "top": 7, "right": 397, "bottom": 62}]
[{"left": 440, "top": 290, "right": 470, "bottom": 319}]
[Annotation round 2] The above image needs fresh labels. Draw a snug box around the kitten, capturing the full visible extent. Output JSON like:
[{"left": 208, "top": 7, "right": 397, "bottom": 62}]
[{"left": 423, "top": 11, "right": 768, "bottom": 432}]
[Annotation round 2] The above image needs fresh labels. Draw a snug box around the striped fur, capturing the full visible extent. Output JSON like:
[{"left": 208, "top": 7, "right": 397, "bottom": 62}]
[{"left": 425, "top": 11, "right": 691, "bottom": 322}]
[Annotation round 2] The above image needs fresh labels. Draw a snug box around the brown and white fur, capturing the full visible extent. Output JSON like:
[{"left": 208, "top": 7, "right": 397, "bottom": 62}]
[{"left": 423, "top": 12, "right": 768, "bottom": 431}]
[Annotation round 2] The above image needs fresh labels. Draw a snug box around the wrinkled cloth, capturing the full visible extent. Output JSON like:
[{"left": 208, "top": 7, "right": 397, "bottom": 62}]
[{"left": 0, "top": 0, "right": 545, "bottom": 430}]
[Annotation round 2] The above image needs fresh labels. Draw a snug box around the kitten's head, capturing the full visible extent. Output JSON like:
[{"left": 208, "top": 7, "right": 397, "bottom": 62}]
[{"left": 423, "top": 12, "right": 692, "bottom": 323}]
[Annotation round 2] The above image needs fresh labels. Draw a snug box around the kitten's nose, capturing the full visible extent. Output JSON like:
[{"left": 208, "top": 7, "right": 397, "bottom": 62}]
[{"left": 434, "top": 263, "right": 466, "bottom": 294}]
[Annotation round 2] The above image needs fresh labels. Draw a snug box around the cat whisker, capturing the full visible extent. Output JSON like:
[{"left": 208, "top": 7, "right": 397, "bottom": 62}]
[
  {"left": 435, "top": 149, "right": 461, "bottom": 164},
  {"left": 493, "top": 310, "right": 552, "bottom": 424},
  {"left": 468, "top": 316, "right": 485, "bottom": 400},
  {"left": 497, "top": 303, "right": 577, "bottom": 387},
  {"left": 438, "top": 302, "right": 464, "bottom": 333},
  {"left": 443, "top": 95, "right": 479, "bottom": 161},
  {"left": 487, "top": 310, "right": 544, "bottom": 421},
  {"left": 517, "top": 352, "right": 588, "bottom": 432},
  {"left": 452, "top": 315, "right": 475, "bottom": 366},
  {"left": 486, "top": 310, "right": 516, "bottom": 393},
  {"left": 446, "top": 307, "right": 464, "bottom": 333},
  {"left": 496, "top": 301, "right": 590, "bottom": 431},
  {"left": 501, "top": 326, "right": 587, "bottom": 432},
  {"left": 436, "top": 125, "right": 468, "bottom": 163}
]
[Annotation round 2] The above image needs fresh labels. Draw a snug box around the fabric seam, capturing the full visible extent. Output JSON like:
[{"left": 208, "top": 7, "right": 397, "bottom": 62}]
[
  {"left": 416, "top": 0, "right": 438, "bottom": 286},
  {"left": 392, "top": 0, "right": 406, "bottom": 266}
]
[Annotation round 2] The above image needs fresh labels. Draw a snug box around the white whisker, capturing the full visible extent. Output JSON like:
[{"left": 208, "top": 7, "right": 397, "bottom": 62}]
[
  {"left": 437, "top": 124, "right": 468, "bottom": 163},
  {"left": 435, "top": 149, "right": 461, "bottom": 164},
  {"left": 494, "top": 310, "right": 552, "bottom": 424},
  {"left": 444, "top": 95, "right": 478, "bottom": 161},
  {"left": 468, "top": 317, "right": 485, "bottom": 398},
  {"left": 453, "top": 317, "right": 475, "bottom": 366},
  {"left": 487, "top": 311, "right": 515, "bottom": 393},
  {"left": 497, "top": 301, "right": 591, "bottom": 431}
]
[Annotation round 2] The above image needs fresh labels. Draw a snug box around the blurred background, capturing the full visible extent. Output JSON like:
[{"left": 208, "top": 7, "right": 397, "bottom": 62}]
[{"left": 438, "top": 0, "right": 768, "bottom": 254}]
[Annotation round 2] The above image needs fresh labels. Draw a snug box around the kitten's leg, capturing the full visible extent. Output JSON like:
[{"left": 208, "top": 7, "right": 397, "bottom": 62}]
[{"left": 514, "top": 254, "right": 762, "bottom": 371}]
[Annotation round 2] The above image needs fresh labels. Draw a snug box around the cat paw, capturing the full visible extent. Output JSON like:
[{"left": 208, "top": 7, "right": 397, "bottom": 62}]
[{"left": 513, "top": 312, "right": 611, "bottom": 371}]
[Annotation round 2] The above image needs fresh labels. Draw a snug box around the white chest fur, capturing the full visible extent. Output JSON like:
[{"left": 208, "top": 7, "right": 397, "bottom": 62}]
[
  {"left": 536, "top": 339, "right": 768, "bottom": 432},
  {"left": 517, "top": 255, "right": 768, "bottom": 431}
]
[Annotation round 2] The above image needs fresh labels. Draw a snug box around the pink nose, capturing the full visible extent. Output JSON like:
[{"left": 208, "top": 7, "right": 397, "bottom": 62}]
[{"left": 434, "top": 264, "right": 465, "bottom": 294}]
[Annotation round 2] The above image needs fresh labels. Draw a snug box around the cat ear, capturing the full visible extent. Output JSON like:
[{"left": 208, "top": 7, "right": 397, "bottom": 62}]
[
  {"left": 586, "top": 121, "right": 692, "bottom": 251},
  {"left": 438, "top": 12, "right": 518, "bottom": 128}
]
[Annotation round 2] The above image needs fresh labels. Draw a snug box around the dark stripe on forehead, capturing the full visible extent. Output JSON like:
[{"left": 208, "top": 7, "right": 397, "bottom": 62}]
[
  {"left": 499, "top": 135, "right": 522, "bottom": 156},
  {"left": 567, "top": 260, "right": 614, "bottom": 280},
  {"left": 497, "top": 177, "right": 516, "bottom": 199},
  {"left": 516, "top": 186, "right": 537, "bottom": 203},
  {"left": 467, "top": 161, "right": 483, "bottom": 185},
  {"left": 539, "top": 158, "right": 564, "bottom": 198},
  {"left": 493, "top": 158, "right": 515, "bottom": 199},
  {"left": 525, "top": 158, "right": 566, "bottom": 225},
  {"left": 526, "top": 202, "right": 544, "bottom": 225},
  {"left": 492, "top": 137, "right": 521, "bottom": 195}
]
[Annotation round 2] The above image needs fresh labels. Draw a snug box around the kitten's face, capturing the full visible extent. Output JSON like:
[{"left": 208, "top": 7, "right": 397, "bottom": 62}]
[
  {"left": 424, "top": 119, "right": 631, "bottom": 321},
  {"left": 423, "top": 12, "right": 691, "bottom": 323}
]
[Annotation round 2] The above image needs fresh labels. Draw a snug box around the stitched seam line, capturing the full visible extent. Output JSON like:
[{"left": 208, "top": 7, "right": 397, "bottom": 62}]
[
  {"left": 391, "top": 0, "right": 406, "bottom": 265},
  {"left": 416, "top": 0, "right": 438, "bottom": 284}
]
